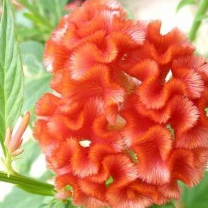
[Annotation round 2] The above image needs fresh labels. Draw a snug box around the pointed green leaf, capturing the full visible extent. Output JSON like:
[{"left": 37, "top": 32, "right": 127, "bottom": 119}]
[
  {"left": 0, "top": 0, "right": 24, "bottom": 154},
  {"left": 176, "top": 0, "right": 197, "bottom": 12}
]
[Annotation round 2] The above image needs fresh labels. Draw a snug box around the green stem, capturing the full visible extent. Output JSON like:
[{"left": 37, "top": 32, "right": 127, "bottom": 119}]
[
  {"left": 0, "top": 139, "right": 6, "bottom": 157},
  {"left": 189, "top": 0, "right": 208, "bottom": 41},
  {"left": 0, "top": 171, "right": 55, "bottom": 196}
]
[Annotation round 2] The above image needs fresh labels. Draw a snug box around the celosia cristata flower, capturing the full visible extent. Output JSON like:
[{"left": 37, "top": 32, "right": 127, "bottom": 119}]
[{"left": 34, "top": 0, "right": 208, "bottom": 208}]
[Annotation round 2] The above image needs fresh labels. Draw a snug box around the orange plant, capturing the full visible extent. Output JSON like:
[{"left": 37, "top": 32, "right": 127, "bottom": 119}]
[{"left": 34, "top": 0, "right": 208, "bottom": 208}]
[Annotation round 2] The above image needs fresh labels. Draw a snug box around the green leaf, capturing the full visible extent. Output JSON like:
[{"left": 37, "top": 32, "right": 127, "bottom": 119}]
[
  {"left": 17, "top": 27, "right": 48, "bottom": 42},
  {"left": 20, "top": 41, "right": 44, "bottom": 63},
  {"left": 0, "top": 187, "right": 52, "bottom": 208},
  {"left": 38, "top": 0, "right": 68, "bottom": 26},
  {"left": 15, "top": 9, "right": 33, "bottom": 28},
  {"left": 195, "top": 14, "right": 208, "bottom": 22},
  {"left": 17, "top": 0, "right": 53, "bottom": 32},
  {"left": 41, "top": 198, "right": 77, "bottom": 208},
  {"left": 176, "top": 0, "right": 197, "bottom": 12},
  {"left": 0, "top": 0, "right": 24, "bottom": 154},
  {"left": 0, "top": 171, "right": 55, "bottom": 196},
  {"left": 20, "top": 41, "right": 51, "bottom": 118},
  {"left": 150, "top": 203, "right": 175, "bottom": 208},
  {"left": 15, "top": 9, "right": 49, "bottom": 42},
  {"left": 180, "top": 171, "right": 208, "bottom": 208}
]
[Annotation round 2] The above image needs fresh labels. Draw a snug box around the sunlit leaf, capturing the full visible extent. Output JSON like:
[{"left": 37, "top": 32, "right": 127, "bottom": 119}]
[
  {"left": 195, "top": 14, "right": 208, "bottom": 22},
  {"left": 150, "top": 203, "right": 175, "bottom": 208},
  {"left": 17, "top": 0, "right": 53, "bottom": 32},
  {"left": 41, "top": 198, "right": 76, "bottom": 208},
  {"left": 0, "top": 187, "right": 51, "bottom": 208},
  {"left": 176, "top": 0, "right": 197, "bottom": 12},
  {"left": 38, "top": 0, "right": 68, "bottom": 26},
  {"left": 180, "top": 172, "right": 208, "bottom": 208},
  {"left": 20, "top": 41, "right": 51, "bottom": 121},
  {"left": 0, "top": 0, "right": 24, "bottom": 153}
]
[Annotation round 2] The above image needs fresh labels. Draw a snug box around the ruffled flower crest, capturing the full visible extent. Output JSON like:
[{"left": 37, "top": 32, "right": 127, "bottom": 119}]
[{"left": 34, "top": 0, "right": 208, "bottom": 208}]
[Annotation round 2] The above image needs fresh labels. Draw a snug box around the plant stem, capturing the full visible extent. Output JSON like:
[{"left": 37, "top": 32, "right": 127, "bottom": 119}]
[
  {"left": 189, "top": 0, "right": 208, "bottom": 41},
  {"left": 0, "top": 139, "right": 6, "bottom": 157},
  {"left": 0, "top": 171, "right": 55, "bottom": 196}
]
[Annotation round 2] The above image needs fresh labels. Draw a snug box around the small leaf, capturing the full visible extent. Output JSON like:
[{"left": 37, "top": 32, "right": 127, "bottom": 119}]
[
  {"left": 176, "top": 0, "right": 197, "bottom": 12},
  {"left": 41, "top": 198, "right": 77, "bottom": 208},
  {"left": 0, "top": 0, "right": 24, "bottom": 153},
  {"left": 17, "top": 0, "right": 53, "bottom": 33},
  {"left": 0, "top": 187, "right": 52, "bottom": 208},
  {"left": 38, "top": 0, "right": 68, "bottom": 26},
  {"left": 20, "top": 41, "right": 51, "bottom": 120},
  {"left": 180, "top": 171, "right": 208, "bottom": 208},
  {"left": 150, "top": 203, "right": 176, "bottom": 208}
]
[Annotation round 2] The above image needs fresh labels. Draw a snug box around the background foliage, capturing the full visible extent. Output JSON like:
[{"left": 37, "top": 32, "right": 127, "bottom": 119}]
[{"left": 0, "top": 0, "right": 208, "bottom": 208}]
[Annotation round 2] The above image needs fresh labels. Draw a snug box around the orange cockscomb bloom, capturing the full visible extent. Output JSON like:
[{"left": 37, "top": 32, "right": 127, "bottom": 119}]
[{"left": 34, "top": 0, "right": 208, "bottom": 208}]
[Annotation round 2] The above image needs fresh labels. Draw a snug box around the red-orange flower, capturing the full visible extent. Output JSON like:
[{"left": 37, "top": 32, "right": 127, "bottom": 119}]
[{"left": 34, "top": 0, "right": 208, "bottom": 208}]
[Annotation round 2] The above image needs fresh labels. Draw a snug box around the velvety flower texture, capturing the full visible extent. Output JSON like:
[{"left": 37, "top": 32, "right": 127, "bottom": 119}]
[{"left": 34, "top": 0, "right": 208, "bottom": 208}]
